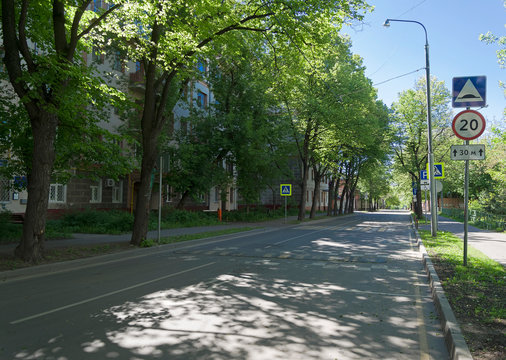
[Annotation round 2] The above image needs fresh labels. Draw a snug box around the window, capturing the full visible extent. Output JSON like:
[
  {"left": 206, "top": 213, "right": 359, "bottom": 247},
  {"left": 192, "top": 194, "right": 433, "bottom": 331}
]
[
  {"left": 214, "top": 187, "right": 220, "bottom": 202},
  {"left": 0, "top": 178, "right": 10, "bottom": 203},
  {"left": 90, "top": 180, "right": 102, "bottom": 203},
  {"left": 226, "top": 161, "right": 234, "bottom": 174},
  {"left": 49, "top": 183, "right": 66, "bottom": 203},
  {"left": 112, "top": 181, "right": 123, "bottom": 203},
  {"left": 196, "top": 91, "right": 207, "bottom": 109}
]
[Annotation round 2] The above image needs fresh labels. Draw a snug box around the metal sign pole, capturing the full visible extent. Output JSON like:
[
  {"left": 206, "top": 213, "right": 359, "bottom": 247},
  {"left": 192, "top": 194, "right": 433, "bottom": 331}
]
[
  {"left": 158, "top": 155, "right": 162, "bottom": 245},
  {"left": 464, "top": 140, "right": 469, "bottom": 266},
  {"left": 285, "top": 196, "right": 287, "bottom": 224},
  {"left": 424, "top": 190, "right": 427, "bottom": 224}
]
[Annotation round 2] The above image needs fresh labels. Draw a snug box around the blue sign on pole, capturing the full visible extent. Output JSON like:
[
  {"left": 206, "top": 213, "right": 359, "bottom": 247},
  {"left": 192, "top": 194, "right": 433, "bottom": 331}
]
[
  {"left": 452, "top": 76, "right": 486, "bottom": 108},
  {"left": 420, "top": 170, "right": 427, "bottom": 181},
  {"left": 280, "top": 184, "right": 292, "bottom": 196}
]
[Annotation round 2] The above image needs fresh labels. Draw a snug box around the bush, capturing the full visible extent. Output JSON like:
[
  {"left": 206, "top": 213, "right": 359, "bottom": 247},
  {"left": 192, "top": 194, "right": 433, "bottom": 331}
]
[
  {"left": 59, "top": 209, "right": 134, "bottom": 234},
  {"left": 0, "top": 211, "right": 22, "bottom": 243},
  {"left": 222, "top": 206, "right": 298, "bottom": 222},
  {"left": 155, "top": 208, "right": 219, "bottom": 229}
]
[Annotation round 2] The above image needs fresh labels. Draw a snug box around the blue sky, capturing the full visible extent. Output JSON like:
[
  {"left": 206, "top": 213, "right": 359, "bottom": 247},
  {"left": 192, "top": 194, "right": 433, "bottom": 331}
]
[{"left": 342, "top": 0, "right": 505, "bottom": 129}]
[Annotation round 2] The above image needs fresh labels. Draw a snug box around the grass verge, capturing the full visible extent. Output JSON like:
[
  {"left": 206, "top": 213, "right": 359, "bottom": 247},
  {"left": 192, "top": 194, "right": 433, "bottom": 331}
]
[
  {"left": 419, "top": 230, "right": 505, "bottom": 359},
  {"left": 0, "top": 227, "right": 257, "bottom": 271}
]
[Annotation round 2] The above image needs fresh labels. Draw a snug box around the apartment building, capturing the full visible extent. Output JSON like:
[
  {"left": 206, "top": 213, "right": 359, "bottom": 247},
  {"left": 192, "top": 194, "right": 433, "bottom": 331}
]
[{"left": 1, "top": 27, "right": 238, "bottom": 217}]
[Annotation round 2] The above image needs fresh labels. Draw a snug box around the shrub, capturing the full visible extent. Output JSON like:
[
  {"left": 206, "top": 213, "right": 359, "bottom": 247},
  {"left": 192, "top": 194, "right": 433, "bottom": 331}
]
[
  {"left": 59, "top": 209, "right": 134, "bottom": 234},
  {"left": 0, "top": 211, "right": 22, "bottom": 243}
]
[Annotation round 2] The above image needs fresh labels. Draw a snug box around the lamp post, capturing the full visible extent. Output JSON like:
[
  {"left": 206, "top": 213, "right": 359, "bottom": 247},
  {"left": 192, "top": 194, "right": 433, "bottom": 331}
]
[{"left": 383, "top": 18, "right": 438, "bottom": 237}]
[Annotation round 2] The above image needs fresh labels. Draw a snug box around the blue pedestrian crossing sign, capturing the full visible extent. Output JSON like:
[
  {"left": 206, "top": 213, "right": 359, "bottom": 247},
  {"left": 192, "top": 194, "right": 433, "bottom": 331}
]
[
  {"left": 426, "top": 163, "right": 445, "bottom": 179},
  {"left": 280, "top": 184, "right": 292, "bottom": 196}
]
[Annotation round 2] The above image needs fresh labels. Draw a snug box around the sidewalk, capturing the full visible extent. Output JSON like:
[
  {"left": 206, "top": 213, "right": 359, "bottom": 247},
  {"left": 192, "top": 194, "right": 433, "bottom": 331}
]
[
  {"left": 0, "top": 215, "right": 300, "bottom": 255},
  {"left": 419, "top": 214, "right": 506, "bottom": 266}
]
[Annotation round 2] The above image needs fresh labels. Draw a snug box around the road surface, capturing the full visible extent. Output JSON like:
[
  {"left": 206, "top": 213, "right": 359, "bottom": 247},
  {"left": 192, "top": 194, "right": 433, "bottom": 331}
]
[{"left": 0, "top": 210, "right": 449, "bottom": 359}]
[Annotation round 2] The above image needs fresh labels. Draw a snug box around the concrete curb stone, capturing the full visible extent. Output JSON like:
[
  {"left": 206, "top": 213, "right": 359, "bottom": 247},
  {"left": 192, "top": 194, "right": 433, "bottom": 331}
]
[{"left": 412, "top": 223, "right": 473, "bottom": 360}]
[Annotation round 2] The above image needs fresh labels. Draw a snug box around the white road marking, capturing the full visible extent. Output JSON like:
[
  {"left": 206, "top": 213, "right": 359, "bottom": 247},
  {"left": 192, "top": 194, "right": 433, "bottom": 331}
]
[{"left": 10, "top": 262, "right": 216, "bottom": 325}]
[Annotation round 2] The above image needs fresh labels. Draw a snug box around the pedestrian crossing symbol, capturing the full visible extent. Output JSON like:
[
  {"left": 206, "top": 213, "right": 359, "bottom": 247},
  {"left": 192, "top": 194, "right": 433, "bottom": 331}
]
[
  {"left": 280, "top": 184, "right": 292, "bottom": 196},
  {"left": 426, "top": 162, "right": 445, "bottom": 179}
]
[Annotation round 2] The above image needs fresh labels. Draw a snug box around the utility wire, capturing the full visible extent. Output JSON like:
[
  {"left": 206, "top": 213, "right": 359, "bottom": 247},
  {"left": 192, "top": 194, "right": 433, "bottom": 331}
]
[
  {"left": 373, "top": 67, "right": 425, "bottom": 87},
  {"left": 396, "top": 0, "right": 429, "bottom": 18}
]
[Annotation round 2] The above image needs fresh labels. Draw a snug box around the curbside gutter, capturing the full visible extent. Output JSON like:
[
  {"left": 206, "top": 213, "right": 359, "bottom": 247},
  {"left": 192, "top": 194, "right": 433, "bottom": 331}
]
[{"left": 411, "top": 222, "right": 473, "bottom": 360}]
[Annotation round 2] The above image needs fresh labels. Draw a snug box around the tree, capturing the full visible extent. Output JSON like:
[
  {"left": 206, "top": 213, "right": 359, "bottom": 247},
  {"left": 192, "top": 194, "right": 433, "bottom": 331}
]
[
  {"left": 1, "top": 0, "right": 127, "bottom": 262},
  {"left": 479, "top": 0, "right": 506, "bottom": 117},
  {"left": 390, "top": 76, "right": 451, "bottom": 218},
  {"left": 270, "top": 33, "right": 380, "bottom": 219},
  {"left": 102, "top": 0, "right": 369, "bottom": 244}
]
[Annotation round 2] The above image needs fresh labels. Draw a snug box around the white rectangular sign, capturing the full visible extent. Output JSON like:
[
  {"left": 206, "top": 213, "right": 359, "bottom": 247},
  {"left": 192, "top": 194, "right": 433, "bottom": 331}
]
[
  {"left": 450, "top": 144, "right": 486, "bottom": 160},
  {"left": 421, "top": 184, "right": 430, "bottom": 191}
]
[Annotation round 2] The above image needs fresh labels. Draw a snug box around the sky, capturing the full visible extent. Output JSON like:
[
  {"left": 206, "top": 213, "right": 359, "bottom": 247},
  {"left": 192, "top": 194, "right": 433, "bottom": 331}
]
[{"left": 342, "top": 0, "right": 505, "bottom": 130}]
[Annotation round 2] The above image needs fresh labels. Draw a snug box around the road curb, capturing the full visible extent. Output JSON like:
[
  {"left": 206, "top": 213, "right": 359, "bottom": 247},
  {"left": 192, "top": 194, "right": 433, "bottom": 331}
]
[
  {"left": 411, "top": 224, "right": 473, "bottom": 360},
  {"left": 0, "top": 226, "right": 274, "bottom": 283}
]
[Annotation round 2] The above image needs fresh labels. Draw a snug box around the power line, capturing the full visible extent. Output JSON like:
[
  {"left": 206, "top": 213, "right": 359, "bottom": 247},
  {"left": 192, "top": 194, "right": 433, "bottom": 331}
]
[
  {"left": 373, "top": 67, "right": 425, "bottom": 87},
  {"left": 396, "top": 0, "right": 429, "bottom": 18}
]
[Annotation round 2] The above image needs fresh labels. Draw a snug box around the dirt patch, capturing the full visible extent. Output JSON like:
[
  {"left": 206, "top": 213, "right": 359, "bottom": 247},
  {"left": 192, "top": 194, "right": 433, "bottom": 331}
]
[{"left": 430, "top": 254, "right": 505, "bottom": 360}]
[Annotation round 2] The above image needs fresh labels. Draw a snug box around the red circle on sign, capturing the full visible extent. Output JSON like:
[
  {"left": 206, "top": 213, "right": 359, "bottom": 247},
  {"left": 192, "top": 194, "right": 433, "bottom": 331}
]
[{"left": 452, "top": 110, "right": 486, "bottom": 140}]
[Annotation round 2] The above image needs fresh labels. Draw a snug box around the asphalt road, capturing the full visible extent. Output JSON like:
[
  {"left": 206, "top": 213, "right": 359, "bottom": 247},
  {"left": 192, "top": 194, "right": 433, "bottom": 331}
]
[{"left": 0, "top": 210, "right": 449, "bottom": 359}]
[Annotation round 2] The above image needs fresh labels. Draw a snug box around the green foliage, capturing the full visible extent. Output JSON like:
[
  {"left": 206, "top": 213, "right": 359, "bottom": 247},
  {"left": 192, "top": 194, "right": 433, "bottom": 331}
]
[
  {"left": 420, "top": 230, "right": 505, "bottom": 323},
  {"left": 0, "top": 211, "right": 22, "bottom": 243},
  {"left": 139, "top": 238, "right": 156, "bottom": 248},
  {"left": 221, "top": 206, "right": 298, "bottom": 222},
  {"left": 157, "top": 208, "right": 220, "bottom": 228},
  {"left": 0, "top": 211, "right": 72, "bottom": 243},
  {"left": 58, "top": 210, "right": 135, "bottom": 234},
  {"left": 441, "top": 208, "right": 506, "bottom": 233},
  {"left": 385, "top": 195, "right": 401, "bottom": 209}
]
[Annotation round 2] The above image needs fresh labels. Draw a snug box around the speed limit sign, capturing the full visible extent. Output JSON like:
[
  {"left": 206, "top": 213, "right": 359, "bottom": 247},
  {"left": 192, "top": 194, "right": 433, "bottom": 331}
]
[{"left": 452, "top": 110, "right": 486, "bottom": 140}]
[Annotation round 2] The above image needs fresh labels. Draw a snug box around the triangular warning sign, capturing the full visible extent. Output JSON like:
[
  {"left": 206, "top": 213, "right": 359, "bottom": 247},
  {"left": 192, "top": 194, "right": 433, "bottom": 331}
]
[
  {"left": 434, "top": 167, "right": 442, "bottom": 176},
  {"left": 455, "top": 79, "right": 483, "bottom": 103}
]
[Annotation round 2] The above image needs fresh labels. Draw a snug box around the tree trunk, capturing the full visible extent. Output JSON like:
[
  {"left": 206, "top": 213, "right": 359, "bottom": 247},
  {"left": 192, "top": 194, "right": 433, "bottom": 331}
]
[
  {"left": 15, "top": 112, "right": 58, "bottom": 262},
  {"left": 338, "top": 180, "right": 348, "bottom": 215},
  {"left": 130, "top": 146, "right": 157, "bottom": 245},
  {"left": 298, "top": 160, "right": 308, "bottom": 221},
  {"left": 348, "top": 171, "right": 360, "bottom": 214},
  {"left": 327, "top": 179, "right": 334, "bottom": 216},
  {"left": 333, "top": 179, "right": 340, "bottom": 216},
  {"left": 415, "top": 182, "right": 423, "bottom": 219},
  {"left": 310, "top": 166, "right": 322, "bottom": 219},
  {"left": 176, "top": 190, "right": 191, "bottom": 210}
]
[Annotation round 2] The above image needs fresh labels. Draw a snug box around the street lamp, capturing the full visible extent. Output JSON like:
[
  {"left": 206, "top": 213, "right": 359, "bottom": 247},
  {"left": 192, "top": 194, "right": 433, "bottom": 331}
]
[{"left": 383, "top": 18, "right": 438, "bottom": 237}]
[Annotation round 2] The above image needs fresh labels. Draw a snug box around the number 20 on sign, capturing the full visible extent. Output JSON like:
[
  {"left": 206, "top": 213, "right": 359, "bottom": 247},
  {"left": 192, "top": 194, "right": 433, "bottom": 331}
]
[{"left": 452, "top": 110, "right": 486, "bottom": 141}]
